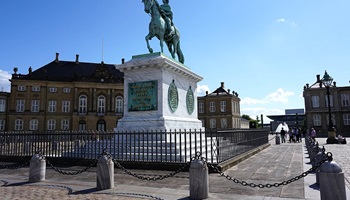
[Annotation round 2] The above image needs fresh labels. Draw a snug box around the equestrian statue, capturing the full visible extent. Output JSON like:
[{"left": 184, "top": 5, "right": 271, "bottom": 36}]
[{"left": 142, "top": 0, "right": 184, "bottom": 64}]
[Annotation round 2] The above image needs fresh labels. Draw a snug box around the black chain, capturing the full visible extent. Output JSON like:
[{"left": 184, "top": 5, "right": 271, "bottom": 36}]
[
  {"left": 208, "top": 152, "right": 332, "bottom": 188},
  {"left": 46, "top": 158, "right": 98, "bottom": 175},
  {"left": 113, "top": 158, "right": 190, "bottom": 181},
  {"left": 97, "top": 192, "right": 164, "bottom": 200},
  {"left": 0, "top": 161, "right": 30, "bottom": 170}
]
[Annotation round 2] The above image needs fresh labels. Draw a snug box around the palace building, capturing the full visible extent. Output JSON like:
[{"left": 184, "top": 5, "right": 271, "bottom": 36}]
[{"left": 5, "top": 53, "right": 124, "bottom": 132}]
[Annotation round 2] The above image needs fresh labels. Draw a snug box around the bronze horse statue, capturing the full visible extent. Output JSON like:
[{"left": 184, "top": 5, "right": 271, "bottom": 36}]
[{"left": 142, "top": 0, "right": 184, "bottom": 64}]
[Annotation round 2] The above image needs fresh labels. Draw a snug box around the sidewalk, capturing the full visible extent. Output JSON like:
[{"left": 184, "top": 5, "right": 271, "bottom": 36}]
[{"left": 0, "top": 137, "right": 349, "bottom": 200}]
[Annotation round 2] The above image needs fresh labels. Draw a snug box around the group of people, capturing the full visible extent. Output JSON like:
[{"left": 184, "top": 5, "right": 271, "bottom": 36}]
[{"left": 280, "top": 127, "right": 303, "bottom": 143}]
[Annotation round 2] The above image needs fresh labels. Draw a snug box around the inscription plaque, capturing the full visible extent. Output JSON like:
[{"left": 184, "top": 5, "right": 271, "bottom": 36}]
[
  {"left": 186, "top": 86, "right": 194, "bottom": 114},
  {"left": 128, "top": 80, "right": 158, "bottom": 111},
  {"left": 168, "top": 80, "right": 178, "bottom": 113}
]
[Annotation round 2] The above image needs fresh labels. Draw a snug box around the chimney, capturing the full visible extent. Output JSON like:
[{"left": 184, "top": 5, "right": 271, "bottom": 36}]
[
  {"left": 316, "top": 74, "right": 320, "bottom": 82},
  {"left": 206, "top": 91, "right": 208, "bottom": 95},
  {"left": 306, "top": 83, "right": 309, "bottom": 88},
  {"left": 221, "top": 82, "right": 224, "bottom": 88},
  {"left": 333, "top": 81, "right": 336, "bottom": 87},
  {"left": 228, "top": 89, "right": 230, "bottom": 94},
  {"left": 122, "top": 58, "right": 125, "bottom": 64},
  {"left": 75, "top": 54, "right": 79, "bottom": 64},
  {"left": 55, "top": 53, "right": 59, "bottom": 62}
]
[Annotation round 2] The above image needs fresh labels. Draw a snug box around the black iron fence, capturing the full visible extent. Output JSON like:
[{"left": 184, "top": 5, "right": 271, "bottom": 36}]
[{"left": 0, "top": 129, "right": 268, "bottom": 164}]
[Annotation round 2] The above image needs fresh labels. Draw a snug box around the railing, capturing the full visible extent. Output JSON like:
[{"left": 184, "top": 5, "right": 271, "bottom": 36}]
[{"left": 0, "top": 129, "right": 268, "bottom": 164}]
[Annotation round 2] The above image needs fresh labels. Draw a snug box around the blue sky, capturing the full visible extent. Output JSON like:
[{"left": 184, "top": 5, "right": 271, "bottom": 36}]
[{"left": 1, "top": 1, "right": 350, "bottom": 122}]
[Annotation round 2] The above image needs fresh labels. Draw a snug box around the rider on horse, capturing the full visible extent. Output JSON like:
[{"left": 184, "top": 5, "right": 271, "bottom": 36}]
[{"left": 159, "top": 0, "right": 175, "bottom": 38}]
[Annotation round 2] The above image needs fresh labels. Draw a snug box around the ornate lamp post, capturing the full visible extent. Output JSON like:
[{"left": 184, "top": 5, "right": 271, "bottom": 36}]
[{"left": 321, "top": 70, "right": 337, "bottom": 144}]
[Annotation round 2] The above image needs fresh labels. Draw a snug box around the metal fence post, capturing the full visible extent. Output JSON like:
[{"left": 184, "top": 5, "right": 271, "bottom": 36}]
[
  {"left": 29, "top": 153, "right": 46, "bottom": 182},
  {"left": 189, "top": 153, "right": 209, "bottom": 200},
  {"left": 97, "top": 152, "right": 114, "bottom": 190},
  {"left": 319, "top": 158, "right": 346, "bottom": 200}
]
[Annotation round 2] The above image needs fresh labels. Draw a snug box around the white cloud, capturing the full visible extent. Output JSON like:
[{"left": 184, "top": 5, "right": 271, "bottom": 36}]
[
  {"left": 276, "top": 18, "right": 286, "bottom": 23},
  {"left": 265, "top": 88, "right": 294, "bottom": 103},
  {"left": 0, "top": 70, "right": 11, "bottom": 92},
  {"left": 196, "top": 84, "right": 210, "bottom": 96},
  {"left": 276, "top": 18, "right": 298, "bottom": 26}
]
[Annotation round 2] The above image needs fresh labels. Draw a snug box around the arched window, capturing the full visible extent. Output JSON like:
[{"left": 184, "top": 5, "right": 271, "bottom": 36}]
[
  {"left": 29, "top": 119, "right": 39, "bottom": 130},
  {"left": 97, "top": 119, "right": 106, "bottom": 131},
  {"left": 97, "top": 95, "right": 105, "bottom": 114},
  {"left": 79, "top": 95, "right": 87, "bottom": 114},
  {"left": 115, "top": 96, "right": 123, "bottom": 114},
  {"left": 79, "top": 120, "right": 86, "bottom": 131}
]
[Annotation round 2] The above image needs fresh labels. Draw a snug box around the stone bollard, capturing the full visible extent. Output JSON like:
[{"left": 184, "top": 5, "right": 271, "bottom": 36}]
[
  {"left": 275, "top": 134, "right": 281, "bottom": 145},
  {"left": 97, "top": 154, "right": 114, "bottom": 190},
  {"left": 315, "top": 146, "right": 326, "bottom": 184},
  {"left": 29, "top": 153, "right": 46, "bottom": 182},
  {"left": 310, "top": 142, "right": 319, "bottom": 167},
  {"left": 189, "top": 154, "right": 209, "bottom": 200},
  {"left": 319, "top": 155, "right": 346, "bottom": 200}
]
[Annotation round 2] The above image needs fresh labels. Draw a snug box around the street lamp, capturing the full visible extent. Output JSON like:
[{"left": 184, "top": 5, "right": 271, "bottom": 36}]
[{"left": 321, "top": 70, "right": 337, "bottom": 144}]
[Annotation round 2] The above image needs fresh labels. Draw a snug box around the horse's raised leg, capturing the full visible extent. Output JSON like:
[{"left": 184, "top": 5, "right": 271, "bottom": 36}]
[
  {"left": 159, "top": 39, "right": 164, "bottom": 53},
  {"left": 145, "top": 33, "right": 154, "bottom": 53}
]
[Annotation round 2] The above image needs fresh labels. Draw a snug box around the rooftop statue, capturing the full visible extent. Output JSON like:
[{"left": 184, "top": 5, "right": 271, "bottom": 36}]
[{"left": 142, "top": 0, "right": 184, "bottom": 64}]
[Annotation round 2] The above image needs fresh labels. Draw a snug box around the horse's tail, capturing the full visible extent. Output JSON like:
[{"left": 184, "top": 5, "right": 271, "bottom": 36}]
[{"left": 177, "top": 41, "right": 185, "bottom": 64}]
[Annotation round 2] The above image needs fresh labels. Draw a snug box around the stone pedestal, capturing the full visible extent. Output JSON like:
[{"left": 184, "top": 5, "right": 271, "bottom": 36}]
[{"left": 115, "top": 52, "right": 204, "bottom": 132}]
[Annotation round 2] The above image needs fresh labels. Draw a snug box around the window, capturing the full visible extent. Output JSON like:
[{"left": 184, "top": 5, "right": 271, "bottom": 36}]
[
  {"left": 79, "top": 120, "right": 86, "bottom": 131},
  {"left": 221, "top": 118, "right": 227, "bottom": 128},
  {"left": 325, "top": 94, "right": 334, "bottom": 107},
  {"left": 17, "top": 85, "right": 26, "bottom": 91},
  {"left": 311, "top": 96, "right": 320, "bottom": 108},
  {"left": 209, "top": 102, "right": 216, "bottom": 112},
  {"left": 341, "top": 94, "right": 350, "bottom": 107},
  {"left": 61, "top": 119, "right": 69, "bottom": 130},
  {"left": 31, "top": 100, "right": 39, "bottom": 112},
  {"left": 49, "top": 87, "right": 57, "bottom": 93},
  {"left": 63, "top": 88, "right": 71, "bottom": 93},
  {"left": 115, "top": 96, "right": 123, "bottom": 114},
  {"left": 29, "top": 119, "right": 38, "bottom": 130},
  {"left": 0, "top": 99, "right": 5, "bottom": 112},
  {"left": 47, "top": 119, "right": 56, "bottom": 130},
  {"left": 313, "top": 114, "right": 321, "bottom": 126},
  {"left": 16, "top": 100, "right": 25, "bottom": 112},
  {"left": 209, "top": 118, "right": 216, "bottom": 129},
  {"left": 62, "top": 101, "right": 70, "bottom": 113},
  {"left": 220, "top": 101, "right": 226, "bottom": 112},
  {"left": 32, "top": 86, "right": 40, "bottom": 92},
  {"left": 326, "top": 114, "right": 336, "bottom": 126},
  {"left": 79, "top": 95, "right": 87, "bottom": 114},
  {"left": 97, "top": 96, "right": 105, "bottom": 113},
  {"left": 97, "top": 119, "right": 106, "bottom": 131},
  {"left": 0, "top": 120, "right": 5, "bottom": 130},
  {"left": 198, "top": 102, "right": 204, "bottom": 113},
  {"left": 15, "top": 119, "right": 24, "bottom": 130},
  {"left": 343, "top": 114, "right": 350, "bottom": 125},
  {"left": 48, "top": 100, "right": 57, "bottom": 112}
]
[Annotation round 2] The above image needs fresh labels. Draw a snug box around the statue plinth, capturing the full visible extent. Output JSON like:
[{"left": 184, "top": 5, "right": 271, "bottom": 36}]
[{"left": 115, "top": 52, "right": 203, "bottom": 132}]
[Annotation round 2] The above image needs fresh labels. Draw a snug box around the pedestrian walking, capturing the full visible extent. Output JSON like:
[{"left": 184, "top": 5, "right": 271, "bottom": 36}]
[
  {"left": 310, "top": 128, "right": 316, "bottom": 140},
  {"left": 280, "top": 128, "right": 286, "bottom": 143}
]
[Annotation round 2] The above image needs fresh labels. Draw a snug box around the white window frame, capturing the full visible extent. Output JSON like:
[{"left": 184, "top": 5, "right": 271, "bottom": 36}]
[
  {"left": 313, "top": 114, "right": 321, "bottom": 126},
  {"left": 31, "top": 100, "right": 39, "bottom": 112},
  {"left": 79, "top": 95, "right": 87, "bottom": 114},
  {"left": 221, "top": 118, "right": 227, "bottom": 128},
  {"left": 220, "top": 101, "right": 226, "bottom": 112},
  {"left": 325, "top": 94, "right": 334, "bottom": 107},
  {"left": 61, "top": 119, "right": 69, "bottom": 130},
  {"left": 48, "top": 100, "right": 57, "bottom": 112},
  {"left": 47, "top": 119, "right": 56, "bottom": 131},
  {"left": 62, "top": 101, "right": 70, "bottom": 113},
  {"left": 16, "top": 100, "right": 25, "bottom": 112},
  {"left": 209, "top": 102, "right": 216, "bottom": 112},
  {"left": 17, "top": 85, "right": 26, "bottom": 91},
  {"left": 29, "top": 119, "right": 38, "bottom": 130},
  {"left": 341, "top": 94, "right": 350, "bottom": 107},
  {"left": 49, "top": 87, "right": 57, "bottom": 93},
  {"left": 0, "top": 99, "right": 6, "bottom": 112},
  {"left": 32, "top": 86, "right": 40, "bottom": 92},
  {"left": 63, "top": 88, "right": 71, "bottom": 93},
  {"left": 97, "top": 95, "right": 105, "bottom": 114},
  {"left": 15, "top": 119, "right": 24, "bottom": 130},
  {"left": 115, "top": 96, "right": 123, "bottom": 114},
  {"left": 343, "top": 114, "right": 350, "bottom": 125},
  {"left": 311, "top": 95, "right": 320, "bottom": 108},
  {"left": 209, "top": 118, "right": 216, "bottom": 129},
  {"left": 198, "top": 102, "right": 204, "bottom": 113}
]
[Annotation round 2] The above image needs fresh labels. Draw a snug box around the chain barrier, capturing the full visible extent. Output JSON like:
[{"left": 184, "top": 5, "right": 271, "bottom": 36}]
[
  {"left": 207, "top": 152, "right": 332, "bottom": 188},
  {"left": 0, "top": 161, "right": 30, "bottom": 170},
  {"left": 98, "top": 192, "right": 164, "bottom": 200}
]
